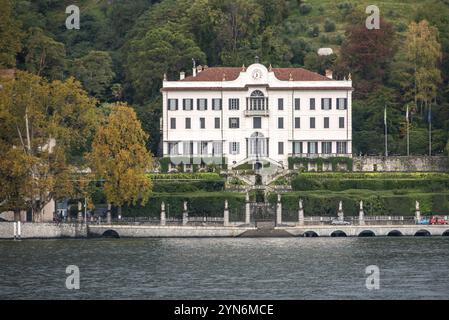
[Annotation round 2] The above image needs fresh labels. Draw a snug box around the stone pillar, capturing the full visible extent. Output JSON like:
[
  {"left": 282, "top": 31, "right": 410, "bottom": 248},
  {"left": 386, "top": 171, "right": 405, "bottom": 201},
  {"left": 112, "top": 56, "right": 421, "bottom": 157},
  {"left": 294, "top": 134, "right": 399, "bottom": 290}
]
[
  {"left": 160, "top": 202, "right": 166, "bottom": 226},
  {"left": 298, "top": 198, "right": 304, "bottom": 226},
  {"left": 67, "top": 205, "right": 72, "bottom": 223},
  {"left": 359, "top": 200, "right": 365, "bottom": 226},
  {"left": 276, "top": 194, "right": 282, "bottom": 226},
  {"left": 337, "top": 201, "right": 344, "bottom": 222},
  {"left": 223, "top": 200, "right": 230, "bottom": 227},
  {"left": 77, "top": 201, "right": 83, "bottom": 223},
  {"left": 245, "top": 192, "right": 251, "bottom": 225},
  {"left": 415, "top": 200, "right": 421, "bottom": 223},
  {"left": 182, "top": 201, "right": 189, "bottom": 226},
  {"left": 107, "top": 203, "right": 112, "bottom": 224}
]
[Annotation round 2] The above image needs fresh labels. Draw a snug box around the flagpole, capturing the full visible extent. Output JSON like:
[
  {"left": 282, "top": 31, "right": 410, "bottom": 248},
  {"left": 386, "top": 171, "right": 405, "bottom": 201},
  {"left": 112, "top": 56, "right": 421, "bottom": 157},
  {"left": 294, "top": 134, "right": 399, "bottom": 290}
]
[
  {"left": 384, "top": 105, "right": 388, "bottom": 157},
  {"left": 406, "top": 105, "right": 410, "bottom": 156},
  {"left": 429, "top": 104, "right": 432, "bottom": 156}
]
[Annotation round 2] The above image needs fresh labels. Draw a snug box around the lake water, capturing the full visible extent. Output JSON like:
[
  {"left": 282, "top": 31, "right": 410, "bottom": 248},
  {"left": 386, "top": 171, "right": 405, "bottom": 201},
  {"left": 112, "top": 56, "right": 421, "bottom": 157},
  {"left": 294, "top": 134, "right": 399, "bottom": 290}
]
[{"left": 1, "top": 237, "right": 449, "bottom": 299}]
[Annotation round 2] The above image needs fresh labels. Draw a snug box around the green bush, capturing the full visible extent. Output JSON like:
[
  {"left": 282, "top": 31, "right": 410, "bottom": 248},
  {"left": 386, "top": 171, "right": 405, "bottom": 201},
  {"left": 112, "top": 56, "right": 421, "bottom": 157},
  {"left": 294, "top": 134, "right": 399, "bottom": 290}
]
[
  {"left": 153, "top": 180, "right": 225, "bottom": 193},
  {"left": 299, "top": 3, "right": 312, "bottom": 15},
  {"left": 324, "top": 19, "right": 336, "bottom": 32}
]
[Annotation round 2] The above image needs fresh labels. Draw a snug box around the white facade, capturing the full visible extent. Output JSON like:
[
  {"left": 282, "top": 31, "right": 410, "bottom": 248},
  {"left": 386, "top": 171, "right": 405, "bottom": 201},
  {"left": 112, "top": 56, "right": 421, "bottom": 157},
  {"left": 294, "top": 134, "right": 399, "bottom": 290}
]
[{"left": 161, "top": 63, "right": 353, "bottom": 169}]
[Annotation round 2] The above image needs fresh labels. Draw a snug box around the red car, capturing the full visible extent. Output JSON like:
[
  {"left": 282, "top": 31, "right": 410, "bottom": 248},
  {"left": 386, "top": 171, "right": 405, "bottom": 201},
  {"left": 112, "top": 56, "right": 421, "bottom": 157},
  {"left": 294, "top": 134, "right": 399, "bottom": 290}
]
[{"left": 429, "top": 216, "right": 448, "bottom": 225}]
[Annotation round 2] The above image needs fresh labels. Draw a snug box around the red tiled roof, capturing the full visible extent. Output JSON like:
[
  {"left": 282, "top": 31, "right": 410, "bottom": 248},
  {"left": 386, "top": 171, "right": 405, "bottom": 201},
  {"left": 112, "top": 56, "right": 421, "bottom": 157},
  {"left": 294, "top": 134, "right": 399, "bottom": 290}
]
[{"left": 180, "top": 67, "right": 331, "bottom": 82}]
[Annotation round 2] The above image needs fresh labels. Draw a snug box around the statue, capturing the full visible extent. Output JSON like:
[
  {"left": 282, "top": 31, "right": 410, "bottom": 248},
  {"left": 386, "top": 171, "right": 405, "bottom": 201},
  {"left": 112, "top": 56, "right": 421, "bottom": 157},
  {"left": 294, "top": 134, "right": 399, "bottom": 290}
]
[
  {"left": 339, "top": 201, "right": 343, "bottom": 212},
  {"left": 359, "top": 200, "right": 363, "bottom": 211},
  {"left": 299, "top": 199, "right": 303, "bottom": 209},
  {"left": 277, "top": 194, "right": 281, "bottom": 202},
  {"left": 161, "top": 202, "right": 165, "bottom": 211},
  {"left": 224, "top": 199, "right": 228, "bottom": 209},
  {"left": 415, "top": 201, "right": 420, "bottom": 211},
  {"left": 183, "top": 201, "right": 188, "bottom": 212},
  {"left": 245, "top": 192, "right": 250, "bottom": 202}
]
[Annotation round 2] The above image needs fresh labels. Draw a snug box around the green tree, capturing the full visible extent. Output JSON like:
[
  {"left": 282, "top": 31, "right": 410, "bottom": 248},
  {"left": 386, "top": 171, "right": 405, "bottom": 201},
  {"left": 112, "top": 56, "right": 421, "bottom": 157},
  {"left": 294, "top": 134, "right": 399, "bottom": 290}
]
[
  {"left": 0, "top": 0, "right": 23, "bottom": 68},
  {"left": 126, "top": 22, "right": 206, "bottom": 103},
  {"left": 24, "top": 27, "right": 67, "bottom": 80},
  {"left": 405, "top": 20, "right": 442, "bottom": 114},
  {"left": 87, "top": 103, "right": 153, "bottom": 217},
  {"left": 71, "top": 51, "right": 115, "bottom": 101}
]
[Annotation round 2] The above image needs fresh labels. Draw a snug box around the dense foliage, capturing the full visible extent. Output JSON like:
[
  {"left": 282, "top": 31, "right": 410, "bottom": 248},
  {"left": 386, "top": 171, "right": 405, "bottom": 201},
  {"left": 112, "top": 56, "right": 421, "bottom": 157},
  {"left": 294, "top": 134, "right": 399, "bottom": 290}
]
[{"left": 2, "top": 0, "right": 448, "bottom": 156}]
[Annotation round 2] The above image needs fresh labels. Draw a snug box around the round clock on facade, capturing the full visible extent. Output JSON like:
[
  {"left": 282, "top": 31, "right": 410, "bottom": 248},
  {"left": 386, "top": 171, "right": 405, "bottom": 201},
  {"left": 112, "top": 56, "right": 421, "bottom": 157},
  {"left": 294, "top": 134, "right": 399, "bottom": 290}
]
[{"left": 251, "top": 69, "right": 262, "bottom": 80}]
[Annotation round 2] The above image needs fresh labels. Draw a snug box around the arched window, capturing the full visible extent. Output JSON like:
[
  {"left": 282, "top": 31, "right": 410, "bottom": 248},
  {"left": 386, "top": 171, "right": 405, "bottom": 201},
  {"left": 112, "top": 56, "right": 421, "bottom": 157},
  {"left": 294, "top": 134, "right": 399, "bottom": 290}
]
[{"left": 250, "top": 90, "right": 266, "bottom": 110}]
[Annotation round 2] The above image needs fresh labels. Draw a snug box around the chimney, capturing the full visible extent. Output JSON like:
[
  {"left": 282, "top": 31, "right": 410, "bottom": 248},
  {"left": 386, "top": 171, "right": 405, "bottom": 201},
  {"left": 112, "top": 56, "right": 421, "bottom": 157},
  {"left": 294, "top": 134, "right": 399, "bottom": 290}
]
[
  {"left": 180, "top": 71, "right": 185, "bottom": 80},
  {"left": 325, "top": 69, "right": 333, "bottom": 79}
]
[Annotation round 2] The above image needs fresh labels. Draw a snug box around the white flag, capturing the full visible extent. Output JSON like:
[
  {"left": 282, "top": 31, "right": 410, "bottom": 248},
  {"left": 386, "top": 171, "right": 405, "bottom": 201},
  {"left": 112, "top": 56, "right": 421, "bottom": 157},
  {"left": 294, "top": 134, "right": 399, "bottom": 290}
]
[{"left": 406, "top": 105, "right": 409, "bottom": 122}]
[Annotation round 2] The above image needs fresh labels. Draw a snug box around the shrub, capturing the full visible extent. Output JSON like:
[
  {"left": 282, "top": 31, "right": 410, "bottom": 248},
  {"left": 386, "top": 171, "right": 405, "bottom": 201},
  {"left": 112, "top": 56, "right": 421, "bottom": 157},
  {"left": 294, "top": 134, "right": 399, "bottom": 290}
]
[
  {"left": 324, "top": 19, "right": 336, "bottom": 32},
  {"left": 299, "top": 3, "right": 312, "bottom": 15},
  {"left": 307, "top": 25, "right": 320, "bottom": 37}
]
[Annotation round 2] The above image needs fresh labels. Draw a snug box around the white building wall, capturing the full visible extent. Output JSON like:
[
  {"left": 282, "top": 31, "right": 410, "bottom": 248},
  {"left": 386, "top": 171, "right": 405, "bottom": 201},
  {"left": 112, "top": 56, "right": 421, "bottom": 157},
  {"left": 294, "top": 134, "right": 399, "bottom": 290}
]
[{"left": 161, "top": 63, "right": 353, "bottom": 168}]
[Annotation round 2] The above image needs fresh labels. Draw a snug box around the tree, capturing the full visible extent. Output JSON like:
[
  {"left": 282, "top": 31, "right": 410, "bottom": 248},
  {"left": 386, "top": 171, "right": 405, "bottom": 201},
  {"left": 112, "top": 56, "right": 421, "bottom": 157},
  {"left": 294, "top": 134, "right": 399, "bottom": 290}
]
[
  {"left": 71, "top": 51, "right": 115, "bottom": 101},
  {"left": 87, "top": 103, "right": 153, "bottom": 217},
  {"left": 24, "top": 27, "right": 67, "bottom": 80},
  {"left": 405, "top": 20, "right": 442, "bottom": 114},
  {"left": 336, "top": 15, "right": 397, "bottom": 98},
  {"left": 0, "top": 71, "right": 99, "bottom": 221},
  {"left": 0, "top": 0, "right": 23, "bottom": 68},
  {"left": 126, "top": 22, "right": 206, "bottom": 103}
]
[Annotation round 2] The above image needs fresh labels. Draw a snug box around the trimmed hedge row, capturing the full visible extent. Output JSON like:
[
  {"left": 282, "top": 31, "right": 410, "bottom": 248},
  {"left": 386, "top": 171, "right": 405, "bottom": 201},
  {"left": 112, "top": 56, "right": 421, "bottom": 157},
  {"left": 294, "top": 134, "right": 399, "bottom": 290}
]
[
  {"left": 292, "top": 173, "right": 449, "bottom": 192},
  {"left": 153, "top": 180, "right": 225, "bottom": 193},
  {"left": 267, "top": 191, "right": 449, "bottom": 216},
  {"left": 121, "top": 192, "right": 246, "bottom": 219}
]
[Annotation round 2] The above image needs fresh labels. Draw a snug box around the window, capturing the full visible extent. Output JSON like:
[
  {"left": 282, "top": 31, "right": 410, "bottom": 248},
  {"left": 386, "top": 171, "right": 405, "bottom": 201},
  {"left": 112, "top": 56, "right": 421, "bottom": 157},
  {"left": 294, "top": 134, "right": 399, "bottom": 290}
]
[
  {"left": 212, "top": 98, "right": 222, "bottom": 110},
  {"left": 324, "top": 117, "right": 329, "bottom": 129},
  {"left": 337, "top": 142, "right": 347, "bottom": 154},
  {"left": 229, "top": 117, "right": 239, "bottom": 128},
  {"left": 170, "top": 118, "right": 176, "bottom": 129},
  {"left": 308, "top": 142, "right": 318, "bottom": 154},
  {"left": 339, "top": 117, "right": 345, "bottom": 128},
  {"left": 200, "top": 117, "right": 205, "bottom": 129},
  {"left": 310, "top": 117, "right": 315, "bottom": 129},
  {"left": 198, "top": 141, "right": 208, "bottom": 155},
  {"left": 337, "top": 98, "right": 347, "bottom": 110},
  {"left": 229, "top": 142, "right": 240, "bottom": 155},
  {"left": 214, "top": 117, "right": 220, "bottom": 129},
  {"left": 253, "top": 117, "right": 261, "bottom": 129},
  {"left": 278, "top": 117, "right": 284, "bottom": 129},
  {"left": 321, "top": 98, "right": 332, "bottom": 110},
  {"left": 294, "top": 117, "right": 300, "bottom": 129},
  {"left": 229, "top": 98, "right": 239, "bottom": 110},
  {"left": 278, "top": 142, "right": 284, "bottom": 155},
  {"left": 278, "top": 98, "right": 284, "bottom": 110},
  {"left": 168, "top": 142, "right": 178, "bottom": 155},
  {"left": 197, "top": 99, "right": 207, "bottom": 110},
  {"left": 212, "top": 142, "right": 222, "bottom": 156},
  {"left": 293, "top": 141, "right": 303, "bottom": 154},
  {"left": 294, "top": 98, "right": 300, "bottom": 110},
  {"left": 183, "top": 99, "right": 193, "bottom": 110},
  {"left": 249, "top": 90, "right": 266, "bottom": 110},
  {"left": 310, "top": 98, "right": 315, "bottom": 110},
  {"left": 183, "top": 141, "right": 193, "bottom": 155},
  {"left": 322, "top": 142, "right": 332, "bottom": 154},
  {"left": 185, "top": 117, "right": 191, "bottom": 129},
  {"left": 168, "top": 99, "right": 178, "bottom": 111}
]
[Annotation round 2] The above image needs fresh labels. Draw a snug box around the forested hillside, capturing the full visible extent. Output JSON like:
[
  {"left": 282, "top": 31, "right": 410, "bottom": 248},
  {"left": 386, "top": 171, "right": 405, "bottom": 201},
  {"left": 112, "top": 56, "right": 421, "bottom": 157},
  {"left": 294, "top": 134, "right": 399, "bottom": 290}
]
[{"left": 2, "top": 0, "right": 449, "bottom": 156}]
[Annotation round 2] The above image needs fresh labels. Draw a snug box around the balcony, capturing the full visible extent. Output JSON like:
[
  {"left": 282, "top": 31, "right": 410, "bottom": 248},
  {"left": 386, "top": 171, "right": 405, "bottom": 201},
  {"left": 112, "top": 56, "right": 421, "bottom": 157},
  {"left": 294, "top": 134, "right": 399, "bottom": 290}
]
[{"left": 244, "top": 109, "right": 269, "bottom": 117}]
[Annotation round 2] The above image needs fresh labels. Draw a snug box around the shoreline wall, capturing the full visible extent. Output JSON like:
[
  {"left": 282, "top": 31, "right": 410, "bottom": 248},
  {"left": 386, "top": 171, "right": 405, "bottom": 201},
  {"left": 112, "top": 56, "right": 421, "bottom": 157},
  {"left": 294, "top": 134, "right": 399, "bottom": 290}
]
[{"left": 0, "top": 222, "right": 87, "bottom": 239}]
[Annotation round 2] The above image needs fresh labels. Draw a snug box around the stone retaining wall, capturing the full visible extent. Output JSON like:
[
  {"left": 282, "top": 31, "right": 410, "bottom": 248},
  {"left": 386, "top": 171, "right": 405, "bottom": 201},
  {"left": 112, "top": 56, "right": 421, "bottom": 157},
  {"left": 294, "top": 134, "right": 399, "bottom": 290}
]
[
  {"left": 353, "top": 156, "right": 449, "bottom": 172},
  {"left": 0, "top": 222, "right": 87, "bottom": 239}
]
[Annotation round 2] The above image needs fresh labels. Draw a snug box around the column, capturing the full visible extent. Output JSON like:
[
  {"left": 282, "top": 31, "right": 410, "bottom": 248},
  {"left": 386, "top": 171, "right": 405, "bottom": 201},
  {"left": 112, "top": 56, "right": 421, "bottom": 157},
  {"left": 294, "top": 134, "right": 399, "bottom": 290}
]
[
  {"left": 276, "top": 194, "right": 282, "bottom": 226},
  {"left": 223, "top": 200, "right": 230, "bottom": 227},
  {"left": 359, "top": 200, "right": 365, "bottom": 226},
  {"left": 182, "top": 201, "right": 189, "bottom": 226},
  {"left": 245, "top": 192, "right": 251, "bottom": 224},
  {"left": 298, "top": 199, "right": 304, "bottom": 226},
  {"left": 107, "top": 203, "right": 112, "bottom": 224},
  {"left": 160, "top": 202, "right": 166, "bottom": 226},
  {"left": 337, "top": 201, "right": 344, "bottom": 222},
  {"left": 77, "top": 201, "right": 83, "bottom": 223},
  {"left": 415, "top": 201, "right": 421, "bottom": 223}
]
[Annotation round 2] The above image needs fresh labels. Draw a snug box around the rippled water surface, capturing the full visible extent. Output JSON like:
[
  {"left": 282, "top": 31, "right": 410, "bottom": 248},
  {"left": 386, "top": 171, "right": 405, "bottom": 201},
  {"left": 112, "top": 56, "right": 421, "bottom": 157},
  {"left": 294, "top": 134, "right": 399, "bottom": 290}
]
[{"left": 1, "top": 237, "right": 449, "bottom": 299}]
